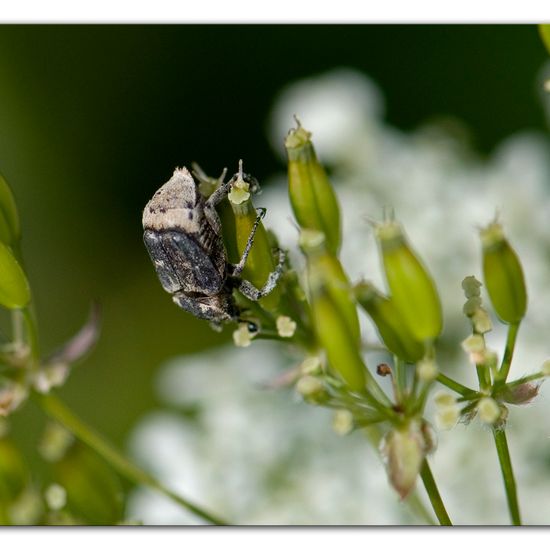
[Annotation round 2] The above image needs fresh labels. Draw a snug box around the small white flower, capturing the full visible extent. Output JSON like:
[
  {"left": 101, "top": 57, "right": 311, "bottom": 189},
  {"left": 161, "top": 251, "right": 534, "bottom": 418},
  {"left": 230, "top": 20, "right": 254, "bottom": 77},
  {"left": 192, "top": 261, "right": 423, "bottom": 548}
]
[
  {"left": 435, "top": 405, "right": 460, "bottom": 431},
  {"left": 478, "top": 397, "right": 501, "bottom": 425},
  {"left": 417, "top": 359, "right": 438, "bottom": 382},
  {"left": 45, "top": 483, "right": 67, "bottom": 511},
  {"left": 232, "top": 323, "right": 254, "bottom": 348},
  {"left": 276, "top": 316, "right": 297, "bottom": 338},
  {"left": 300, "top": 356, "right": 322, "bottom": 375},
  {"left": 332, "top": 410, "right": 354, "bottom": 436}
]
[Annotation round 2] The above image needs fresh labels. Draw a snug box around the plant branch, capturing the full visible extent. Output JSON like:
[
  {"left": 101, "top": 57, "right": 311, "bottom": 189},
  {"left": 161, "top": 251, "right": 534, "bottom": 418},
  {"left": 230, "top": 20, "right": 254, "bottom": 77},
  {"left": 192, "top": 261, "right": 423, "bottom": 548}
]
[
  {"left": 420, "top": 459, "right": 452, "bottom": 526},
  {"left": 492, "top": 428, "right": 521, "bottom": 525},
  {"left": 36, "top": 392, "right": 229, "bottom": 525},
  {"left": 497, "top": 323, "right": 520, "bottom": 384}
]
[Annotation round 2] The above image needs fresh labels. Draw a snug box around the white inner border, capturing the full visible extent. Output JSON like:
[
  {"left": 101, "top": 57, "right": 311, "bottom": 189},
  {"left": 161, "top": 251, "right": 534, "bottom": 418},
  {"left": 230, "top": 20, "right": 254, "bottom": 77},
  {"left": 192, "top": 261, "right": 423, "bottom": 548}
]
[{"left": 1, "top": 1, "right": 550, "bottom": 23}]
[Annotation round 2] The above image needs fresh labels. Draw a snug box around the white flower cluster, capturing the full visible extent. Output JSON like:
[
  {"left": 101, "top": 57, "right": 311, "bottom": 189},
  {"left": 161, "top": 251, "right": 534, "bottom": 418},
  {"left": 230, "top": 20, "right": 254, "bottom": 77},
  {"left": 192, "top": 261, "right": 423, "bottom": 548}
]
[{"left": 128, "top": 68, "right": 550, "bottom": 525}]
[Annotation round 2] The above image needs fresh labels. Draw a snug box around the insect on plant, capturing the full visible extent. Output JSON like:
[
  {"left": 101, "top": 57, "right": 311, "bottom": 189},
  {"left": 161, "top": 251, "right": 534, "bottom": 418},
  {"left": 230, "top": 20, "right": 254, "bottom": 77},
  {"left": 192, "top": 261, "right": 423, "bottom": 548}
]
[{"left": 142, "top": 164, "right": 286, "bottom": 327}]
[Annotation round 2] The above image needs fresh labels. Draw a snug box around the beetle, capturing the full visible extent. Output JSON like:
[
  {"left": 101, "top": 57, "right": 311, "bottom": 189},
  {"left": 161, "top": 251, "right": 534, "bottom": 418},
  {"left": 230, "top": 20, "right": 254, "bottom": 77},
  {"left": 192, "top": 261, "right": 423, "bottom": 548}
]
[{"left": 142, "top": 166, "right": 285, "bottom": 325}]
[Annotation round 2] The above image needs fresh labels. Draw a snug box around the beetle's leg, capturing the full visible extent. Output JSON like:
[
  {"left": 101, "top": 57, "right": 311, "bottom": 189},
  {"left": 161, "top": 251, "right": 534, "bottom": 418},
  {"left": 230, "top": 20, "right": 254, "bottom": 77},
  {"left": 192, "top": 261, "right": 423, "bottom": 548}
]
[
  {"left": 231, "top": 208, "right": 267, "bottom": 277},
  {"left": 235, "top": 249, "right": 286, "bottom": 301},
  {"left": 203, "top": 174, "right": 237, "bottom": 235}
]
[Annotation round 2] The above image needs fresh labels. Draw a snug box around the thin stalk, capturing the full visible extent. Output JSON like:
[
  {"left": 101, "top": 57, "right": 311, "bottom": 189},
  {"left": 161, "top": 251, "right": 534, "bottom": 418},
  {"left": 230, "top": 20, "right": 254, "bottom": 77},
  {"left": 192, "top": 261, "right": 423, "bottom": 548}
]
[
  {"left": 420, "top": 459, "right": 452, "bottom": 526},
  {"left": 21, "top": 306, "right": 40, "bottom": 362},
  {"left": 492, "top": 428, "right": 521, "bottom": 525},
  {"left": 497, "top": 322, "right": 520, "bottom": 383},
  {"left": 36, "top": 392, "right": 229, "bottom": 525},
  {"left": 436, "top": 373, "right": 477, "bottom": 398}
]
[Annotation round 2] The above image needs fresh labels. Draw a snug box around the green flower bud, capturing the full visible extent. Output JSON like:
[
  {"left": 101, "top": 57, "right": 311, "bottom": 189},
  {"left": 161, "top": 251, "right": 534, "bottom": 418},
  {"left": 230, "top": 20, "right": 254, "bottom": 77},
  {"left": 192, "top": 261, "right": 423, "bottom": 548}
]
[
  {"left": 310, "top": 284, "right": 366, "bottom": 392},
  {"left": 0, "top": 173, "right": 21, "bottom": 248},
  {"left": 229, "top": 170, "right": 281, "bottom": 312},
  {"left": 354, "top": 281, "right": 424, "bottom": 363},
  {"left": 285, "top": 122, "right": 341, "bottom": 255},
  {"left": 380, "top": 421, "right": 428, "bottom": 499},
  {"left": 301, "top": 230, "right": 360, "bottom": 344},
  {"left": 480, "top": 221, "right": 527, "bottom": 324},
  {"left": 0, "top": 241, "right": 31, "bottom": 309},
  {"left": 375, "top": 220, "right": 443, "bottom": 343}
]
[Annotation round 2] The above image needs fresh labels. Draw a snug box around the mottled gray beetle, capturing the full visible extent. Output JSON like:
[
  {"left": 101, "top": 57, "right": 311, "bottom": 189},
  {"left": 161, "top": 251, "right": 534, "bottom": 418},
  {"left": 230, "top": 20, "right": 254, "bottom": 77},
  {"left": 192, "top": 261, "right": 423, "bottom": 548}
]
[{"left": 142, "top": 166, "right": 285, "bottom": 325}]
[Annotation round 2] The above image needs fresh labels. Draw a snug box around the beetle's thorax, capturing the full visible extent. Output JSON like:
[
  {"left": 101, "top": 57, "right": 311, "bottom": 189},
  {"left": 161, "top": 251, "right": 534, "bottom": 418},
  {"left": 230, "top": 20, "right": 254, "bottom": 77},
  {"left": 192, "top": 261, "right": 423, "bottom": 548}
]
[{"left": 142, "top": 167, "right": 204, "bottom": 234}]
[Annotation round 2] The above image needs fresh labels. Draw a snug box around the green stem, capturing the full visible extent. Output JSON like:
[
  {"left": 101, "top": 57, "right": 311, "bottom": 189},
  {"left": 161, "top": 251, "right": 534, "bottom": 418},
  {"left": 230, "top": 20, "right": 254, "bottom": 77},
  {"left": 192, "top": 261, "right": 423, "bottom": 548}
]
[
  {"left": 21, "top": 306, "right": 40, "bottom": 362},
  {"left": 497, "top": 323, "right": 520, "bottom": 384},
  {"left": 436, "top": 373, "right": 477, "bottom": 398},
  {"left": 492, "top": 428, "right": 521, "bottom": 525},
  {"left": 420, "top": 459, "right": 452, "bottom": 526},
  {"left": 36, "top": 392, "right": 229, "bottom": 525}
]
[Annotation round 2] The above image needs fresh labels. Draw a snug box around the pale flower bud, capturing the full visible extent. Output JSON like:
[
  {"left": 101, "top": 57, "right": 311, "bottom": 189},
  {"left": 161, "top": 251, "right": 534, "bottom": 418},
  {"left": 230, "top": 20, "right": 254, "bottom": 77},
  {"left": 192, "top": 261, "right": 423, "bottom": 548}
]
[
  {"left": 417, "top": 358, "right": 438, "bottom": 382},
  {"left": 435, "top": 405, "right": 460, "bottom": 430},
  {"left": 276, "top": 315, "right": 297, "bottom": 338},
  {"left": 332, "top": 409, "right": 354, "bottom": 436},
  {"left": 478, "top": 397, "right": 501, "bottom": 424},
  {"left": 300, "top": 356, "right": 322, "bottom": 375},
  {"left": 296, "top": 376, "right": 329, "bottom": 404},
  {"left": 541, "top": 359, "right": 550, "bottom": 377},
  {"left": 472, "top": 308, "right": 492, "bottom": 334},
  {"left": 233, "top": 323, "right": 255, "bottom": 348},
  {"left": 45, "top": 483, "right": 67, "bottom": 511},
  {"left": 462, "top": 276, "right": 482, "bottom": 298}
]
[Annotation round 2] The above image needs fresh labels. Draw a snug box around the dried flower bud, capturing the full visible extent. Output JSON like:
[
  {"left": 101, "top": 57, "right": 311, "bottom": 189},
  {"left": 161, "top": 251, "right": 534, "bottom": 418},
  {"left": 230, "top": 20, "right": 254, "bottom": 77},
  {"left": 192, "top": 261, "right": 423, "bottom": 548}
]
[
  {"left": 285, "top": 122, "right": 341, "bottom": 255},
  {"left": 354, "top": 281, "right": 424, "bottom": 363},
  {"left": 477, "top": 397, "right": 501, "bottom": 425},
  {"left": 332, "top": 409, "right": 354, "bottom": 436},
  {"left": 375, "top": 220, "right": 442, "bottom": 343},
  {"left": 0, "top": 173, "right": 21, "bottom": 248},
  {"left": 380, "top": 421, "right": 428, "bottom": 499},
  {"left": 480, "top": 221, "right": 527, "bottom": 325},
  {"left": 0, "top": 241, "right": 31, "bottom": 309},
  {"left": 502, "top": 382, "right": 540, "bottom": 405}
]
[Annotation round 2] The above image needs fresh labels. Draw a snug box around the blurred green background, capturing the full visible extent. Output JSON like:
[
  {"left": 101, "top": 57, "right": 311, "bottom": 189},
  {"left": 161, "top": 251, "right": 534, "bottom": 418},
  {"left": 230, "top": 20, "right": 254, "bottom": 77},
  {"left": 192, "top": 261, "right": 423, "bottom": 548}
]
[{"left": 0, "top": 24, "right": 547, "bottom": 456}]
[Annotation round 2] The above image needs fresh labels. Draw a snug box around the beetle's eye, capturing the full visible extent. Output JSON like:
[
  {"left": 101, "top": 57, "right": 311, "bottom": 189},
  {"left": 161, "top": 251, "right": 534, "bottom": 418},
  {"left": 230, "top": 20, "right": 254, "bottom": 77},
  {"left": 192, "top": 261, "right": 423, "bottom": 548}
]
[{"left": 247, "top": 322, "right": 259, "bottom": 334}]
